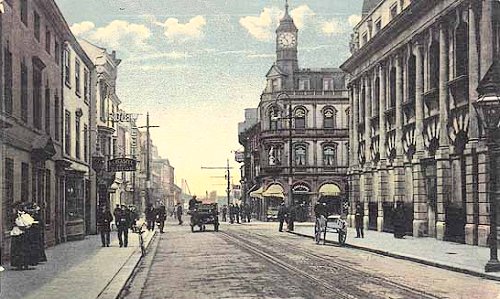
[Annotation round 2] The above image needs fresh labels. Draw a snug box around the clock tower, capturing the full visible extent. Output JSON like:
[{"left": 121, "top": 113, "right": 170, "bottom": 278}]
[{"left": 276, "top": 0, "right": 298, "bottom": 76}]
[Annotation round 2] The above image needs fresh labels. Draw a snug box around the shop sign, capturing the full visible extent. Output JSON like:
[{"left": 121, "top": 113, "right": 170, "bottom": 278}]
[
  {"left": 109, "top": 112, "right": 139, "bottom": 123},
  {"left": 108, "top": 158, "right": 137, "bottom": 172},
  {"left": 234, "top": 151, "right": 245, "bottom": 163}
]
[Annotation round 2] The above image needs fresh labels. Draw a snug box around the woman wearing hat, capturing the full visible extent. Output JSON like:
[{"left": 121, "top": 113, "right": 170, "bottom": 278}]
[{"left": 10, "top": 203, "right": 35, "bottom": 270}]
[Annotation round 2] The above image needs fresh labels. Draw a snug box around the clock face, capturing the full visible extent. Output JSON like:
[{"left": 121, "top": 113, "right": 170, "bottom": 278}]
[{"left": 278, "top": 32, "right": 296, "bottom": 48}]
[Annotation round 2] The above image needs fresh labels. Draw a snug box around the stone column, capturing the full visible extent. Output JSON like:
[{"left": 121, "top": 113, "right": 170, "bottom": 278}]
[
  {"left": 436, "top": 21, "right": 451, "bottom": 240},
  {"left": 412, "top": 41, "right": 428, "bottom": 236},
  {"left": 477, "top": 144, "right": 491, "bottom": 246},
  {"left": 393, "top": 55, "right": 406, "bottom": 205},
  {"left": 353, "top": 82, "right": 359, "bottom": 169},
  {"left": 480, "top": 0, "right": 494, "bottom": 79},
  {"left": 363, "top": 75, "right": 373, "bottom": 229},
  {"left": 465, "top": 1, "right": 480, "bottom": 245},
  {"left": 377, "top": 63, "right": 387, "bottom": 231}
]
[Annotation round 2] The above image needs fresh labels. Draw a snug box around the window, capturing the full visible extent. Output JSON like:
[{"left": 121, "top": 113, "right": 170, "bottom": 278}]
[
  {"left": 33, "top": 65, "right": 43, "bottom": 129},
  {"left": 268, "top": 145, "right": 282, "bottom": 165},
  {"left": 100, "top": 84, "right": 108, "bottom": 121},
  {"left": 4, "top": 158, "right": 14, "bottom": 229},
  {"left": 54, "top": 92, "right": 60, "bottom": 141},
  {"left": 21, "top": 60, "right": 28, "bottom": 122},
  {"left": 323, "top": 145, "right": 336, "bottom": 166},
  {"left": 362, "top": 32, "right": 368, "bottom": 45},
  {"left": 323, "top": 108, "right": 336, "bottom": 128},
  {"left": 45, "top": 27, "right": 51, "bottom": 54},
  {"left": 323, "top": 78, "right": 334, "bottom": 91},
  {"left": 84, "top": 69, "right": 89, "bottom": 103},
  {"left": 65, "top": 110, "right": 71, "bottom": 155},
  {"left": 294, "top": 145, "right": 306, "bottom": 166},
  {"left": 389, "top": 67, "right": 396, "bottom": 108},
  {"left": 75, "top": 59, "right": 81, "bottom": 96},
  {"left": 271, "top": 79, "right": 279, "bottom": 92},
  {"left": 55, "top": 41, "right": 60, "bottom": 65},
  {"left": 34, "top": 11, "right": 40, "bottom": 41},
  {"left": 21, "top": 162, "right": 30, "bottom": 201},
  {"left": 455, "top": 21, "right": 469, "bottom": 77},
  {"left": 3, "top": 46, "right": 12, "bottom": 114},
  {"left": 269, "top": 107, "right": 279, "bottom": 130},
  {"left": 294, "top": 107, "right": 306, "bottom": 129},
  {"left": 75, "top": 115, "right": 81, "bottom": 159},
  {"left": 45, "top": 170, "right": 51, "bottom": 224},
  {"left": 45, "top": 85, "right": 50, "bottom": 134},
  {"left": 84, "top": 124, "right": 88, "bottom": 162},
  {"left": 429, "top": 41, "right": 440, "bottom": 90},
  {"left": 20, "top": 0, "right": 28, "bottom": 25},
  {"left": 375, "top": 19, "right": 382, "bottom": 32},
  {"left": 64, "top": 47, "right": 70, "bottom": 86},
  {"left": 390, "top": 4, "right": 398, "bottom": 19},
  {"left": 299, "top": 79, "right": 310, "bottom": 90}
]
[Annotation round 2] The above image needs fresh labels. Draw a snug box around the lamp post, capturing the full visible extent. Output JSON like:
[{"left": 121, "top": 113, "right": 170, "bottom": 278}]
[
  {"left": 473, "top": 60, "right": 500, "bottom": 272},
  {"left": 274, "top": 92, "right": 293, "bottom": 206}
]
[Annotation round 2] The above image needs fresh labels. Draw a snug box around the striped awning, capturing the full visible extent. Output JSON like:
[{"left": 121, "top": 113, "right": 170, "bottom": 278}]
[
  {"left": 262, "top": 184, "right": 285, "bottom": 199},
  {"left": 318, "top": 183, "right": 341, "bottom": 197}
]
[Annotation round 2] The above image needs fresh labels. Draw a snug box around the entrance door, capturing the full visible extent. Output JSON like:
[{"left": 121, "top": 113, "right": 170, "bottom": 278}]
[
  {"left": 445, "top": 157, "right": 466, "bottom": 243},
  {"left": 293, "top": 193, "right": 310, "bottom": 222},
  {"left": 423, "top": 160, "right": 437, "bottom": 236}
]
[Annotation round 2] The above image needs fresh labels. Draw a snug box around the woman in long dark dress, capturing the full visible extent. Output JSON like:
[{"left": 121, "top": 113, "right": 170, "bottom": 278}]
[
  {"left": 26, "top": 203, "right": 47, "bottom": 264},
  {"left": 10, "top": 205, "right": 33, "bottom": 270}
]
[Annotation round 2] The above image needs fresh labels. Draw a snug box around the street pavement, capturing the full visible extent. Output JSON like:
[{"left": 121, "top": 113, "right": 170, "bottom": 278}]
[
  {"left": 121, "top": 220, "right": 500, "bottom": 299},
  {"left": 290, "top": 222, "right": 500, "bottom": 280},
  {"left": 0, "top": 226, "right": 155, "bottom": 299}
]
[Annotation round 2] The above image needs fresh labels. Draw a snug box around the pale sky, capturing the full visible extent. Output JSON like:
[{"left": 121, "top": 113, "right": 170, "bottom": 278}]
[{"left": 55, "top": 0, "right": 363, "bottom": 196}]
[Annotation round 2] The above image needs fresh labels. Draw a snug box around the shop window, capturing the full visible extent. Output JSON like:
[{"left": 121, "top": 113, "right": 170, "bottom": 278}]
[{"left": 66, "top": 179, "right": 83, "bottom": 221}]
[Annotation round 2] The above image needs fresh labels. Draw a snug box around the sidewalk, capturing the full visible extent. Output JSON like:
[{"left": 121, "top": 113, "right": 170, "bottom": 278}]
[
  {"left": 0, "top": 228, "right": 155, "bottom": 299},
  {"left": 289, "top": 222, "right": 500, "bottom": 281}
]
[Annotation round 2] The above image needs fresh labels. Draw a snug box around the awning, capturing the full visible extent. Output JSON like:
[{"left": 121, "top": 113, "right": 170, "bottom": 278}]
[
  {"left": 249, "top": 186, "right": 264, "bottom": 199},
  {"left": 262, "top": 184, "right": 285, "bottom": 199},
  {"left": 318, "top": 183, "right": 341, "bottom": 197}
]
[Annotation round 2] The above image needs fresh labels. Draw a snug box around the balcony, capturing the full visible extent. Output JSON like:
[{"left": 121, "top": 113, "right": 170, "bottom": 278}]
[
  {"left": 261, "top": 89, "right": 349, "bottom": 99},
  {"left": 260, "top": 128, "right": 348, "bottom": 140}
]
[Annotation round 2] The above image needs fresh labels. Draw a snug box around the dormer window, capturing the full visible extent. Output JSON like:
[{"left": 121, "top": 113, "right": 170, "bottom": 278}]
[
  {"left": 299, "top": 78, "right": 310, "bottom": 90},
  {"left": 272, "top": 79, "right": 280, "bottom": 92},
  {"left": 323, "top": 78, "right": 334, "bottom": 91}
]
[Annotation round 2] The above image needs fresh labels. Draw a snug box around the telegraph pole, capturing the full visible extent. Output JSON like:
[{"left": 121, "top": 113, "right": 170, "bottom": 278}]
[
  {"left": 201, "top": 159, "right": 233, "bottom": 206},
  {"left": 138, "top": 112, "right": 159, "bottom": 205}
]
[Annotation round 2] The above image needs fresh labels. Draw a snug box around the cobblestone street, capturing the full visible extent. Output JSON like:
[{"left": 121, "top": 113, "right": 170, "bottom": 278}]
[{"left": 120, "top": 221, "right": 500, "bottom": 299}]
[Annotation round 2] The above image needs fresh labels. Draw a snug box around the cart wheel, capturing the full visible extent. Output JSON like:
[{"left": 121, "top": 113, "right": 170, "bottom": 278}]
[{"left": 338, "top": 231, "right": 347, "bottom": 245}]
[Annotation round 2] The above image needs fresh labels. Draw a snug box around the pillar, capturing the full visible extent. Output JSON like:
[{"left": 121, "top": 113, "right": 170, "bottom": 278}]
[
  {"left": 377, "top": 63, "right": 387, "bottom": 231},
  {"left": 393, "top": 55, "right": 406, "bottom": 204},
  {"left": 436, "top": 21, "right": 451, "bottom": 240}
]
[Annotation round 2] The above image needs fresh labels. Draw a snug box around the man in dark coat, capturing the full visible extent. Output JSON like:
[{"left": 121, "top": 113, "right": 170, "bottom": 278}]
[
  {"left": 229, "top": 204, "right": 235, "bottom": 224},
  {"left": 188, "top": 196, "right": 199, "bottom": 211},
  {"left": 221, "top": 205, "right": 228, "bottom": 222},
  {"left": 156, "top": 205, "right": 167, "bottom": 233},
  {"left": 277, "top": 202, "right": 287, "bottom": 232},
  {"left": 145, "top": 204, "right": 156, "bottom": 231},
  {"left": 355, "top": 203, "right": 364, "bottom": 238},
  {"left": 245, "top": 204, "right": 251, "bottom": 223},
  {"left": 287, "top": 204, "right": 296, "bottom": 232},
  {"left": 115, "top": 207, "right": 131, "bottom": 247},
  {"left": 176, "top": 203, "right": 183, "bottom": 225},
  {"left": 234, "top": 204, "right": 241, "bottom": 224},
  {"left": 97, "top": 205, "right": 113, "bottom": 247},
  {"left": 393, "top": 201, "right": 405, "bottom": 238}
]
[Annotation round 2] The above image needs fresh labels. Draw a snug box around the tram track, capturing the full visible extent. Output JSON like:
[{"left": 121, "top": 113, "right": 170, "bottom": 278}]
[{"left": 221, "top": 229, "right": 444, "bottom": 299}]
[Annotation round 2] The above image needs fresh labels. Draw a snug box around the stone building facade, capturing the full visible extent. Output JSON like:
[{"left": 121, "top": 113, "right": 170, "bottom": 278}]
[
  {"left": 239, "top": 3, "right": 349, "bottom": 221},
  {"left": 342, "top": 0, "right": 500, "bottom": 245}
]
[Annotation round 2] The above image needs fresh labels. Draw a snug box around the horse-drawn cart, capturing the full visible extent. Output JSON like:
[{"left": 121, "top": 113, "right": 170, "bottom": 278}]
[{"left": 313, "top": 197, "right": 347, "bottom": 245}]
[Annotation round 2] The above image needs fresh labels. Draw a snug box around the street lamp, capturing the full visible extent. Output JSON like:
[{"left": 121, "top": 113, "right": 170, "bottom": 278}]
[
  {"left": 473, "top": 60, "right": 500, "bottom": 272},
  {"left": 273, "top": 92, "right": 293, "bottom": 206}
]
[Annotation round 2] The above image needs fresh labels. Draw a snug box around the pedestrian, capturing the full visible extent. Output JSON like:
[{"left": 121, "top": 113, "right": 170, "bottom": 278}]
[
  {"left": 240, "top": 203, "right": 246, "bottom": 223},
  {"left": 176, "top": 202, "right": 183, "bottom": 225},
  {"left": 115, "top": 207, "right": 131, "bottom": 247},
  {"left": 229, "top": 204, "right": 235, "bottom": 224},
  {"left": 10, "top": 204, "right": 34, "bottom": 270},
  {"left": 156, "top": 204, "right": 166, "bottom": 233},
  {"left": 222, "top": 205, "right": 227, "bottom": 222},
  {"left": 393, "top": 201, "right": 405, "bottom": 239},
  {"left": 287, "top": 204, "right": 296, "bottom": 232},
  {"left": 235, "top": 204, "right": 241, "bottom": 224},
  {"left": 97, "top": 205, "right": 113, "bottom": 247},
  {"left": 145, "top": 203, "right": 156, "bottom": 231},
  {"left": 24, "top": 202, "right": 46, "bottom": 265},
  {"left": 355, "top": 202, "right": 364, "bottom": 238},
  {"left": 188, "top": 195, "right": 199, "bottom": 211},
  {"left": 245, "top": 204, "right": 251, "bottom": 223},
  {"left": 128, "top": 205, "right": 138, "bottom": 229},
  {"left": 277, "top": 201, "right": 287, "bottom": 232}
]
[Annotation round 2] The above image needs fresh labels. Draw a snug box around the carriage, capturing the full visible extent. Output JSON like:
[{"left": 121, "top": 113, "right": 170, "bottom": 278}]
[
  {"left": 313, "top": 196, "right": 347, "bottom": 245},
  {"left": 190, "top": 203, "right": 219, "bottom": 232}
]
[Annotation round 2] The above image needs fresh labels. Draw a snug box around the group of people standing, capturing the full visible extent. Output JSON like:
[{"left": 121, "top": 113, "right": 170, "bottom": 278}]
[
  {"left": 221, "top": 203, "right": 251, "bottom": 224},
  {"left": 97, "top": 204, "right": 138, "bottom": 248},
  {"left": 354, "top": 201, "right": 406, "bottom": 239},
  {"left": 277, "top": 201, "right": 296, "bottom": 232},
  {"left": 10, "top": 202, "right": 47, "bottom": 270}
]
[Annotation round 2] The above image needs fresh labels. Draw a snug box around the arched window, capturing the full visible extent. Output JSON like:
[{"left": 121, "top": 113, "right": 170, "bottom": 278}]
[
  {"left": 294, "top": 144, "right": 307, "bottom": 166},
  {"left": 269, "top": 106, "right": 279, "bottom": 130},
  {"left": 294, "top": 107, "right": 306, "bottom": 129},
  {"left": 323, "top": 107, "right": 336, "bottom": 128},
  {"left": 455, "top": 21, "right": 468, "bottom": 77},
  {"left": 323, "top": 145, "right": 337, "bottom": 166}
]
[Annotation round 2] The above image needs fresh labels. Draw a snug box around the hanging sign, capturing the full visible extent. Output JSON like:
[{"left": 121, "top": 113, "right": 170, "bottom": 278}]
[{"left": 107, "top": 158, "right": 137, "bottom": 172}]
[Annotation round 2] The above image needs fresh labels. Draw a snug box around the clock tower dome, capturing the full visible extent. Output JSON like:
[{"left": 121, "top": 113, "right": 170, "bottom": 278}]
[{"left": 276, "top": 0, "right": 298, "bottom": 76}]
